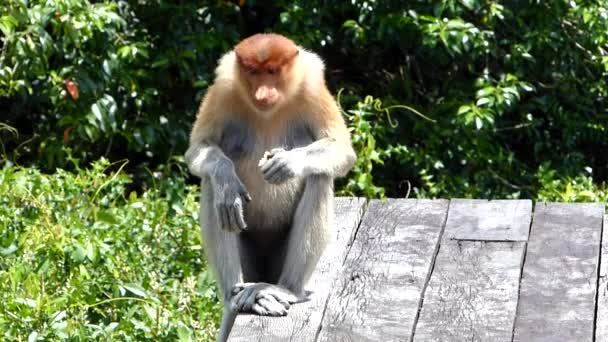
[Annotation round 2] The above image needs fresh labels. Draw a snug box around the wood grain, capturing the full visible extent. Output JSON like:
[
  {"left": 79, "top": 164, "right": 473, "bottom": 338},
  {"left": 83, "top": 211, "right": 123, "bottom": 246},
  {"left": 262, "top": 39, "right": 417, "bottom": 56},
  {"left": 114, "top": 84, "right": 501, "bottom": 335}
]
[
  {"left": 227, "top": 197, "right": 366, "bottom": 342},
  {"left": 443, "top": 199, "right": 532, "bottom": 241},
  {"left": 414, "top": 199, "right": 532, "bottom": 341},
  {"left": 414, "top": 241, "right": 525, "bottom": 341},
  {"left": 318, "top": 199, "right": 449, "bottom": 342},
  {"left": 513, "top": 202, "right": 603, "bottom": 342}
]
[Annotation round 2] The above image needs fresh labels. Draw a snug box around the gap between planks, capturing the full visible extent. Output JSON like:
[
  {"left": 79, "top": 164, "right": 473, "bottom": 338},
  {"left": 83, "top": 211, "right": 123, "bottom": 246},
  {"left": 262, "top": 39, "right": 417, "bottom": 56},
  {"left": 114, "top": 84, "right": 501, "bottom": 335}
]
[
  {"left": 313, "top": 198, "right": 370, "bottom": 341},
  {"left": 408, "top": 200, "right": 451, "bottom": 342},
  {"left": 510, "top": 201, "right": 536, "bottom": 342}
]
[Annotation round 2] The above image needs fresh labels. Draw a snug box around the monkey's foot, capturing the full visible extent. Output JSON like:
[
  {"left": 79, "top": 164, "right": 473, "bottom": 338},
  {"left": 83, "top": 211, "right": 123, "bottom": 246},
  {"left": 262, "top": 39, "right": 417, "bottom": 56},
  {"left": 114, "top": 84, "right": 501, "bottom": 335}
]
[{"left": 230, "top": 282, "right": 299, "bottom": 316}]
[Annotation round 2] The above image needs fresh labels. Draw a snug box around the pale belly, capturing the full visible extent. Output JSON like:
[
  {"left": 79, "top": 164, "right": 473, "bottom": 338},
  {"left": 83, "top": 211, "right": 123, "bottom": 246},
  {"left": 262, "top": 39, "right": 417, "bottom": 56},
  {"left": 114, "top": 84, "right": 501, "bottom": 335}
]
[
  {"left": 218, "top": 119, "right": 314, "bottom": 231},
  {"left": 234, "top": 150, "right": 305, "bottom": 231}
]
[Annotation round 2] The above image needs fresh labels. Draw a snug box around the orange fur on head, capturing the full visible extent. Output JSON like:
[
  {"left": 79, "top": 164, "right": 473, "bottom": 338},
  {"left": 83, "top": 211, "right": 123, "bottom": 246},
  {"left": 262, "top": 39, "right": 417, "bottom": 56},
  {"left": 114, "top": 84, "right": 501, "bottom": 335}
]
[{"left": 234, "top": 33, "right": 299, "bottom": 71}]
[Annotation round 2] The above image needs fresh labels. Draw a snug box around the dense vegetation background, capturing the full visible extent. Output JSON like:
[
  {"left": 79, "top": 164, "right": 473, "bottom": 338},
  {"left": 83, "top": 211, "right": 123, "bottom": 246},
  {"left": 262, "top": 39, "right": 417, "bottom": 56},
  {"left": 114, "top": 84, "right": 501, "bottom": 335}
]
[{"left": 2, "top": 0, "right": 608, "bottom": 340}]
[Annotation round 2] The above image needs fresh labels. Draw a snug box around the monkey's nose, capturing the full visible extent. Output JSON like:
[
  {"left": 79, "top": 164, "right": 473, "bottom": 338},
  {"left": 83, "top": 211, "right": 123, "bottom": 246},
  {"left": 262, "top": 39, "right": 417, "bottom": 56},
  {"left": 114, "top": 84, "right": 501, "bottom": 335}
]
[{"left": 255, "top": 86, "right": 279, "bottom": 104}]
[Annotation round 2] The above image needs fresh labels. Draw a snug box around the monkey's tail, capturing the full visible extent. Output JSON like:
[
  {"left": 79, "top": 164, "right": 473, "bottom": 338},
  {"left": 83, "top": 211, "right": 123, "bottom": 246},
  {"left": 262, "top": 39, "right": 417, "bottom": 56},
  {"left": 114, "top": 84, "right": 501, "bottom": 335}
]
[{"left": 218, "top": 306, "right": 237, "bottom": 342}]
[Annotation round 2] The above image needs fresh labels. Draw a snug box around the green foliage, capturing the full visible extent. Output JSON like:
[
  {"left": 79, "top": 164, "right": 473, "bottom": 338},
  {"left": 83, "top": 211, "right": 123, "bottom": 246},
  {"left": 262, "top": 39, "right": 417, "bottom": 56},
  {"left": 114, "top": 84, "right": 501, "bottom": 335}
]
[
  {"left": 1, "top": 0, "right": 239, "bottom": 171},
  {"left": 0, "top": 159, "right": 220, "bottom": 340},
  {"left": 536, "top": 163, "right": 608, "bottom": 203},
  {"left": 2, "top": 0, "right": 608, "bottom": 200}
]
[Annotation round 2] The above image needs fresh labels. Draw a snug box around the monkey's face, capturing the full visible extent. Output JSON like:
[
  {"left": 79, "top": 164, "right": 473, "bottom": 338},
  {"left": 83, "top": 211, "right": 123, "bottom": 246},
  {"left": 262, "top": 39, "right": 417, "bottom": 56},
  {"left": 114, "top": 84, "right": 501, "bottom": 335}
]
[
  {"left": 243, "top": 66, "right": 285, "bottom": 113},
  {"left": 234, "top": 34, "right": 300, "bottom": 117}
]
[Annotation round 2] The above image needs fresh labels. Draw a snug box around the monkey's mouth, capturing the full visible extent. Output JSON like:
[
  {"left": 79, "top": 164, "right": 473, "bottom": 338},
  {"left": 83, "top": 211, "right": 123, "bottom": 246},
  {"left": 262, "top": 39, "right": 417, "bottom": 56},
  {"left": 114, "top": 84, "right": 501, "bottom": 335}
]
[{"left": 253, "top": 100, "right": 277, "bottom": 111}]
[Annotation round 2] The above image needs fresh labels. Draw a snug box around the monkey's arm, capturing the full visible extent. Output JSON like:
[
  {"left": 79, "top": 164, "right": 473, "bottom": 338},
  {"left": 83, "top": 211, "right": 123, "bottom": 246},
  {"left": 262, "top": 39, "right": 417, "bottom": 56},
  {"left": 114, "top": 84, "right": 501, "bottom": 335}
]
[
  {"left": 260, "top": 105, "right": 356, "bottom": 183},
  {"left": 186, "top": 141, "right": 250, "bottom": 232},
  {"left": 186, "top": 85, "right": 251, "bottom": 231},
  {"left": 297, "top": 137, "right": 356, "bottom": 177},
  {"left": 260, "top": 136, "right": 355, "bottom": 184},
  {"left": 185, "top": 141, "right": 228, "bottom": 179}
]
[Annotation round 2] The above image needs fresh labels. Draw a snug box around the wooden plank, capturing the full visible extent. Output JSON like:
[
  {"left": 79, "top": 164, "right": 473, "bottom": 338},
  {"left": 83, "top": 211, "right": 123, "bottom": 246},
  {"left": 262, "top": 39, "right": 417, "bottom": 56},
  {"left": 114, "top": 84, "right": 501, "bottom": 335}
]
[
  {"left": 228, "top": 197, "right": 366, "bottom": 341},
  {"left": 414, "top": 241, "right": 525, "bottom": 341},
  {"left": 513, "top": 202, "right": 603, "bottom": 342},
  {"left": 444, "top": 199, "right": 532, "bottom": 241},
  {"left": 596, "top": 209, "right": 608, "bottom": 341},
  {"left": 414, "top": 199, "right": 532, "bottom": 341},
  {"left": 318, "top": 199, "right": 449, "bottom": 342}
]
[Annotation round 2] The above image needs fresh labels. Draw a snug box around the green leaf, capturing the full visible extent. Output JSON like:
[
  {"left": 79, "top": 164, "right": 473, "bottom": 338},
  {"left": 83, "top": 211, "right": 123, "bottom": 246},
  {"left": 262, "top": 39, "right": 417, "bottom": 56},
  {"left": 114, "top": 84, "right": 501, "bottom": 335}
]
[
  {"left": 177, "top": 322, "right": 193, "bottom": 342},
  {"left": 97, "top": 210, "right": 119, "bottom": 225},
  {"left": 476, "top": 87, "right": 494, "bottom": 97},
  {"left": 457, "top": 105, "right": 471, "bottom": 115},
  {"left": 476, "top": 97, "right": 491, "bottom": 106},
  {"left": 28, "top": 331, "right": 39, "bottom": 342},
  {"left": 0, "top": 15, "right": 18, "bottom": 36},
  {"left": 71, "top": 245, "right": 86, "bottom": 262},
  {"left": 151, "top": 58, "right": 169, "bottom": 68},
  {"left": 0, "top": 244, "right": 18, "bottom": 256},
  {"left": 131, "top": 202, "right": 144, "bottom": 209},
  {"left": 104, "top": 322, "right": 119, "bottom": 332},
  {"left": 122, "top": 283, "right": 149, "bottom": 298},
  {"left": 15, "top": 297, "right": 37, "bottom": 308},
  {"left": 85, "top": 242, "right": 97, "bottom": 262}
]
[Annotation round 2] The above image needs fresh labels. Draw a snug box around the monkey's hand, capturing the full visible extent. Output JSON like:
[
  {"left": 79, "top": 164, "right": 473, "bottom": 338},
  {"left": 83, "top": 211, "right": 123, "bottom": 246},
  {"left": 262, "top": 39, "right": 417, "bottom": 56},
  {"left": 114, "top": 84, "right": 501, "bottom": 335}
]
[
  {"left": 211, "top": 170, "right": 251, "bottom": 232},
  {"left": 259, "top": 148, "right": 306, "bottom": 184},
  {"left": 230, "top": 282, "right": 299, "bottom": 316}
]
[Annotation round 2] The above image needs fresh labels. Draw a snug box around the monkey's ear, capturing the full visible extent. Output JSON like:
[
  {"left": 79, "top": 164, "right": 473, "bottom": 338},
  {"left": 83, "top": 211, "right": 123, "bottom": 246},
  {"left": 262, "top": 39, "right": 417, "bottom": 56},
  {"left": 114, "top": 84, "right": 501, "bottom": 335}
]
[
  {"left": 285, "top": 49, "right": 299, "bottom": 63},
  {"left": 235, "top": 53, "right": 244, "bottom": 65}
]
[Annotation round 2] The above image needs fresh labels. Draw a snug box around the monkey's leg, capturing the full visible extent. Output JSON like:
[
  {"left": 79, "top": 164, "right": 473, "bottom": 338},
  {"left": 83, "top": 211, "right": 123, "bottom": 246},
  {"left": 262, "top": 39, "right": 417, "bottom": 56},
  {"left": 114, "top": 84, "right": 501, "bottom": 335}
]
[
  {"left": 232, "top": 175, "right": 333, "bottom": 315},
  {"left": 199, "top": 182, "right": 242, "bottom": 342},
  {"left": 278, "top": 174, "right": 333, "bottom": 294}
]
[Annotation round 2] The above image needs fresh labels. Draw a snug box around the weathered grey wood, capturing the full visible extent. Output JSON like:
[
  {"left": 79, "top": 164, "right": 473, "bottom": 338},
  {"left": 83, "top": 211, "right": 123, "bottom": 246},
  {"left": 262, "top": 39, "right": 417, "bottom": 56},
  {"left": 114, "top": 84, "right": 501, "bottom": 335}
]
[
  {"left": 513, "top": 202, "right": 603, "bottom": 342},
  {"left": 414, "top": 199, "right": 532, "bottom": 341},
  {"left": 444, "top": 199, "right": 532, "bottom": 241},
  {"left": 228, "top": 197, "right": 366, "bottom": 342},
  {"left": 414, "top": 241, "right": 525, "bottom": 341},
  {"left": 318, "top": 199, "right": 449, "bottom": 342},
  {"left": 596, "top": 209, "right": 608, "bottom": 341}
]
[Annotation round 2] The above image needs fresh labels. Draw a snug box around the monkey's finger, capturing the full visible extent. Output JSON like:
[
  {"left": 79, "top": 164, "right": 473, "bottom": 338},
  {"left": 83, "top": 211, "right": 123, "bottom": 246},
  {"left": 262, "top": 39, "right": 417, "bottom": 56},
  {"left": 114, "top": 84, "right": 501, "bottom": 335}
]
[
  {"left": 221, "top": 205, "right": 231, "bottom": 231},
  {"left": 226, "top": 203, "right": 239, "bottom": 232},
  {"left": 241, "top": 192, "right": 252, "bottom": 202},
  {"left": 234, "top": 201, "right": 247, "bottom": 230},
  {"left": 216, "top": 205, "right": 225, "bottom": 228},
  {"left": 260, "top": 158, "right": 274, "bottom": 174},
  {"left": 262, "top": 160, "right": 287, "bottom": 180},
  {"left": 260, "top": 157, "right": 283, "bottom": 174},
  {"left": 268, "top": 167, "right": 292, "bottom": 184}
]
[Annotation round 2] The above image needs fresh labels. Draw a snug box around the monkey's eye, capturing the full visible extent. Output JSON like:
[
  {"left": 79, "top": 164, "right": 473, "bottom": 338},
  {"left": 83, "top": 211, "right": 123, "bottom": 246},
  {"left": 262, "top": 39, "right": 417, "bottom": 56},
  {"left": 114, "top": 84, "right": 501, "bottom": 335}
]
[
  {"left": 247, "top": 68, "right": 261, "bottom": 76},
  {"left": 267, "top": 68, "right": 278, "bottom": 75}
]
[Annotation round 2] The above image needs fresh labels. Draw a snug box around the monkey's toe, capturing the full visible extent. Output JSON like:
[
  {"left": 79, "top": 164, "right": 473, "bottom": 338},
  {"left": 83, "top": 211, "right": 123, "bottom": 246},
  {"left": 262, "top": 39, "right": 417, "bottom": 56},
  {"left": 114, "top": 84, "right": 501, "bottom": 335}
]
[
  {"left": 230, "top": 282, "right": 295, "bottom": 315},
  {"left": 251, "top": 296, "right": 288, "bottom": 316}
]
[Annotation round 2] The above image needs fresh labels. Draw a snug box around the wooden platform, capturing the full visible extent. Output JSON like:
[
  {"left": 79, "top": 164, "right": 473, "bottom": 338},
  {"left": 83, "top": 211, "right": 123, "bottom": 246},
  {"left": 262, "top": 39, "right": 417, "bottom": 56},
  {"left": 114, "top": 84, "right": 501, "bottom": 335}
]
[{"left": 228, "top": 198, "right": 607, "bottom": 341}]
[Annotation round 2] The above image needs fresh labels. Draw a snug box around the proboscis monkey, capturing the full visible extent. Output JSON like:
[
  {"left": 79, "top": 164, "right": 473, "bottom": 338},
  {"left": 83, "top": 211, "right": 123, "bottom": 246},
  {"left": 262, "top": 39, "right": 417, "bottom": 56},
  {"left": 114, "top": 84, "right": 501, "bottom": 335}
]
[{"left": 185, "top": 33, "right": 355, "bottom": 341}]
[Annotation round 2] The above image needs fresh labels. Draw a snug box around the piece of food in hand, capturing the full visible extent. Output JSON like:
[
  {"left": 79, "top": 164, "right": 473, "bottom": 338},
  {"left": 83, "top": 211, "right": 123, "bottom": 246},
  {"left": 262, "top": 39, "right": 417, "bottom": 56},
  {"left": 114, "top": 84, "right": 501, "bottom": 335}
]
[{"left": 258, "top": 151, "right": 274, "bottom": 167}]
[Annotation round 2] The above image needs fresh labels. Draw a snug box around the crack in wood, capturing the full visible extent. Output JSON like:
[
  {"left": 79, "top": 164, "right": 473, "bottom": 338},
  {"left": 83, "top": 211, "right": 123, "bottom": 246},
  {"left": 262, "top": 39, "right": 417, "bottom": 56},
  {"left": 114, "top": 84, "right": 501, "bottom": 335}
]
[{"left": 409, "top": 199, "right": 451, "bottom": 342}]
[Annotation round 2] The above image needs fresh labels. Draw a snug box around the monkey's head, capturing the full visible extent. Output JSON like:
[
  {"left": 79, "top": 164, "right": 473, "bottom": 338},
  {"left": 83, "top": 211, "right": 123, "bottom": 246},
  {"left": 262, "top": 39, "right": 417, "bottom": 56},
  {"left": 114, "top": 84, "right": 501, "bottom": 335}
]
[{"left": 234, "top": 33, "right": 300, "bottom": 116}]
